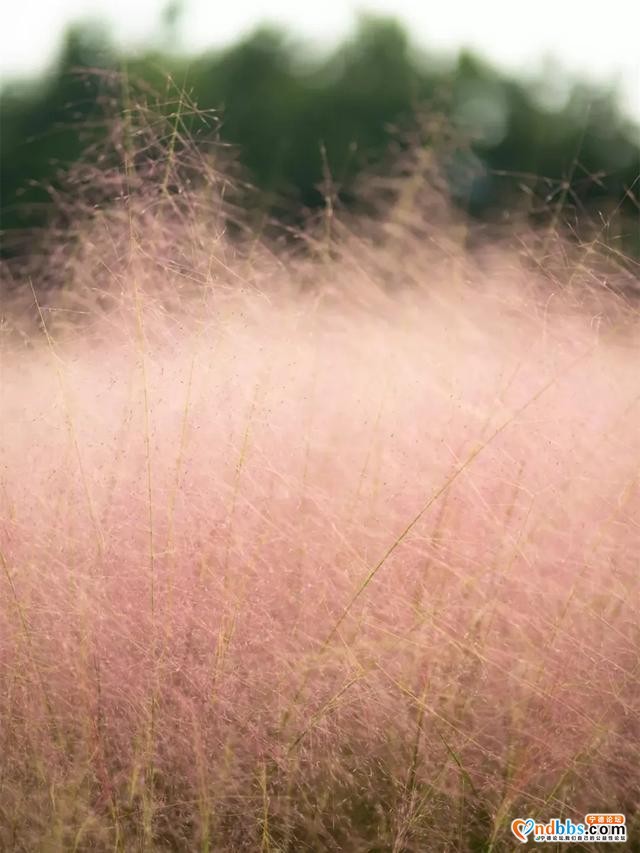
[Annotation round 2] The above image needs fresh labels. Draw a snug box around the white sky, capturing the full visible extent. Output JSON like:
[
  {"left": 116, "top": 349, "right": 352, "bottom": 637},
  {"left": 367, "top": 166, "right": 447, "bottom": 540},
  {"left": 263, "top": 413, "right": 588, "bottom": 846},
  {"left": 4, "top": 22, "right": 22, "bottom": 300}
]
[{"left": 2, "top": 0, "right": 639, "bottom": 119}]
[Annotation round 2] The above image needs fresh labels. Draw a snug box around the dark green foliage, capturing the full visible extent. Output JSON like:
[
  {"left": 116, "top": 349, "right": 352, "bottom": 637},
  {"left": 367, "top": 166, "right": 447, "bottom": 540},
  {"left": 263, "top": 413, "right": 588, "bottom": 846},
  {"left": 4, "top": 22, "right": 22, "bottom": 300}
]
[{"left": 1, "top": 15, "right": 638, "bottom": 259}]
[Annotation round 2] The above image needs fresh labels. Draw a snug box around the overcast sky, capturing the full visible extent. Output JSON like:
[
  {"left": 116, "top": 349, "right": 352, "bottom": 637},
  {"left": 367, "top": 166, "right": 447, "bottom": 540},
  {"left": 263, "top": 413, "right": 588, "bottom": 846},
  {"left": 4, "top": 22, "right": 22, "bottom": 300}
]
[{"left": 2, "top": 0, "right": 639, "bottom": 119}]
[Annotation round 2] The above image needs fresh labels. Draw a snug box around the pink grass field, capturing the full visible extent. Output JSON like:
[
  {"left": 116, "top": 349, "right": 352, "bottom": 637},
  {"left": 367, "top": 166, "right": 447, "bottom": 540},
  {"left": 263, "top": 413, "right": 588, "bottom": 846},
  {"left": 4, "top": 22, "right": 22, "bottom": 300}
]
[{"left": 1, "top": 145, "right": 640, "bottom": 851}]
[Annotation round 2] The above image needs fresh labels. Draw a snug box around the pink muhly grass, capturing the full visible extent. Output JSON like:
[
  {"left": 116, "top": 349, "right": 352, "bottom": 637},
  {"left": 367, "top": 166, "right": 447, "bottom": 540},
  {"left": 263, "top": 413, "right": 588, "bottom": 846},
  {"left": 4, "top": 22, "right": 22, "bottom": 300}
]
[{"left": 1, "top": 112, "right": 639, "bottom": 851}]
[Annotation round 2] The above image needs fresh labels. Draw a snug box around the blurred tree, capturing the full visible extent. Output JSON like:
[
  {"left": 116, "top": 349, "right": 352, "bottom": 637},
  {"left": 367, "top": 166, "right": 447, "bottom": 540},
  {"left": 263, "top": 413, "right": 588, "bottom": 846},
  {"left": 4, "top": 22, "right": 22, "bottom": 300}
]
[
  {"left": 0, "top": 23, "right": 115, "bottom": 255},
  {"left": 1, "top": 15, "right": 638, "bottom": 260}
]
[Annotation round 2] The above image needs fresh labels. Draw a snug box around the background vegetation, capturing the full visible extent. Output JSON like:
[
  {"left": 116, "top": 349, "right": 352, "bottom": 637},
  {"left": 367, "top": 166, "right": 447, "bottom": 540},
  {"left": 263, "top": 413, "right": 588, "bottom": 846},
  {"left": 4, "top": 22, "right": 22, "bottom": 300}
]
[{"left": 1, "top": 14, "right": 638, "bottom": 261}]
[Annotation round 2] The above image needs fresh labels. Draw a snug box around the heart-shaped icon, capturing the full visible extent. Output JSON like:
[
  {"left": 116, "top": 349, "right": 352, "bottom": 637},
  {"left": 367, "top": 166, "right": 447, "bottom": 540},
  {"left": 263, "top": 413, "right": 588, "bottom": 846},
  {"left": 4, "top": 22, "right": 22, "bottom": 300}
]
[{"left": 511, "top": 818, "right": 535, "bottom": 842}]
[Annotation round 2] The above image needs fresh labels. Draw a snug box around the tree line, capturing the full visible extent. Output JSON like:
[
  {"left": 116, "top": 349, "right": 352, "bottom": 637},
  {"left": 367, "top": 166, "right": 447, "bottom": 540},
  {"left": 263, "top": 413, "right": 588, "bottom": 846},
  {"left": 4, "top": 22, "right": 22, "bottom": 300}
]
[{"left": 1, "top": 15, "right": 638, "bottom": 259}]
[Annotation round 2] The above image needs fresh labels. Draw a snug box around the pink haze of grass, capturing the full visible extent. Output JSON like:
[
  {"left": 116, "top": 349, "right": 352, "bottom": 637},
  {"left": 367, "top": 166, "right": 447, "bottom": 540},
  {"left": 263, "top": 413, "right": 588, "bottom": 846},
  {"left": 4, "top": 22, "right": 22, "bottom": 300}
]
[{"left": 1, "top": 121, "right": 639, "bottom": 850}]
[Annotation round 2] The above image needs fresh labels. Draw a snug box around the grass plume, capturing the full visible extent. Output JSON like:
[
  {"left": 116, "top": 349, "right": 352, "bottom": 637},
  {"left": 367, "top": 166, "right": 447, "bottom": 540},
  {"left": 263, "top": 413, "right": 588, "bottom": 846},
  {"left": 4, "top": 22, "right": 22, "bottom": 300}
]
[{"left": 1, "top": 92, "right": 639, "bottom": 851}]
